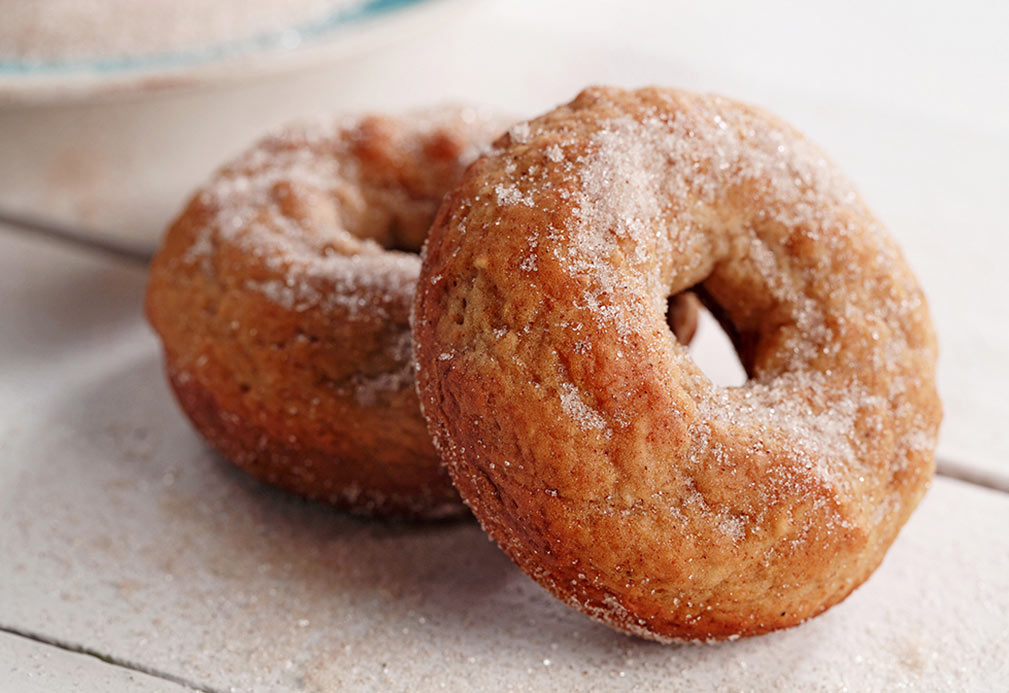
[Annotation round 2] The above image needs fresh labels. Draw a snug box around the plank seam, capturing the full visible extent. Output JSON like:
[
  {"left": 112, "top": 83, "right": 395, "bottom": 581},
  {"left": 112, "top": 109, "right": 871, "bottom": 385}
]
[
  {"left": 0, "top": 210, "right": 151, "bottom": 264},
  {"left": 0, "top": 623, "right": 222, "bottom": 693}
]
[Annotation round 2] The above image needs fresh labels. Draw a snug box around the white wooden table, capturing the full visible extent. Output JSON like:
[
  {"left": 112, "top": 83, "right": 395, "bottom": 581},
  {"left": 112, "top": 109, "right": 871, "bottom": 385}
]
[{"left": 2, "top": 1, "right": 1008, "bottom": 690}]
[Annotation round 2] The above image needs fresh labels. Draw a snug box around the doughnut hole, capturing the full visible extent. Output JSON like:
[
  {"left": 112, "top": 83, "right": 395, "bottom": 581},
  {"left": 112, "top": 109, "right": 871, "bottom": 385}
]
[{"left": 665, "top": 292, "right": 746, "bottom": 387}]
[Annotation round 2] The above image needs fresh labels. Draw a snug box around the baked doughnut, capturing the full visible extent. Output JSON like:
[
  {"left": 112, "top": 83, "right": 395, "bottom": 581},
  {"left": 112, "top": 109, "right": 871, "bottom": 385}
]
[
  {"left": 145, "top": 109, "right": 504, "bottom": 518},
  {"left": 413, "top": 87, "right": 941, "bottom": 637},
  {"left": 146, "top": 107, "right": 701, "bottom": 517}
]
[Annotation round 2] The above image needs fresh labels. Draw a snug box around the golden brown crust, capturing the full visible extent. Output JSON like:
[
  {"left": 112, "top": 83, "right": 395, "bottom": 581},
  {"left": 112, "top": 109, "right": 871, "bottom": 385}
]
[
  {"left": 146, "top": 109, "right": 506, "bottom": 518},
  {"left": 413, "top": 87, "right": 941, "bottom": 637}
]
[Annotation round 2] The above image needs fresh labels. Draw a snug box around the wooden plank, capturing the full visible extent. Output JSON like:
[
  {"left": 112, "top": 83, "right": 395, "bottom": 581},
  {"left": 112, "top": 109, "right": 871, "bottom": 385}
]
[
  {"left": 0, "top": 227, "right": 1006, "bottom": 691},
  {"left": 0, "top": 631, "right": 192, "bottom": 692}
]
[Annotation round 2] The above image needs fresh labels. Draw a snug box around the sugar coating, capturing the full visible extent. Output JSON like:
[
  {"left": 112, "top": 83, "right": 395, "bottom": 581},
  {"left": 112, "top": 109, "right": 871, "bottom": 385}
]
[
  {"left": 558, "top": 382, "right": 610, "bottom": 434},
  {"left": 413, "top": 87, "right": 942, "bottom": 640},
  {"left": 187, "top": 105, "right": 505, "bottom": 384}
]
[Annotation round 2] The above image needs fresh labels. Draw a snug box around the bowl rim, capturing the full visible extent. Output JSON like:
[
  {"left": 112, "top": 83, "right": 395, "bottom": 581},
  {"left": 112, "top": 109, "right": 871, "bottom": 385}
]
[{"left": 0, "top": 0, "right": 467, "bottom": 105}]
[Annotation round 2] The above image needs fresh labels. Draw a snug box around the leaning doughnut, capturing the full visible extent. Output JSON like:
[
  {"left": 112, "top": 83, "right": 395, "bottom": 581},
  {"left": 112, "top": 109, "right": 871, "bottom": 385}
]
[
  {"left": 412, "top": 87, "right": 941, "bottom": 637},
  {"left": 146, "top": 107, "right": 701, "bottom": 518}
]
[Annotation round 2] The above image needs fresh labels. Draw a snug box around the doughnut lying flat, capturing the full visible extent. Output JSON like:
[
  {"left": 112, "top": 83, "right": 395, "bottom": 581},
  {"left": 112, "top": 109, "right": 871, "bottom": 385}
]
[
  {"left": 145, "top": 109, "right": 505, "bottom": 518},
  {"left": 413, "top": 87, "right": 941, "bottom": 638}
]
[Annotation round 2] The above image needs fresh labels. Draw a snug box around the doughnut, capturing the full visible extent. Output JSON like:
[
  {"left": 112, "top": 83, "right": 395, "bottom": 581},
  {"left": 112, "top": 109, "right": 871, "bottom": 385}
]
[
  {"left": 412, "top": 87, "right": 941, "bottom": 637},
  {"left": 145, "top": 109, "right": 504, "bottom": 518},
  {"left": 145, "top": 106, "right": 703, "bottom": 517}
]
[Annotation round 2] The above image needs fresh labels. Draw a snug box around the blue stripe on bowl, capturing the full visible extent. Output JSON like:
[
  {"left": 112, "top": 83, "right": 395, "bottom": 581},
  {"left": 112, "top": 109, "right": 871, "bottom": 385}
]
[{"left": 0, "top": 0, "right": 426, "bottom": 75}]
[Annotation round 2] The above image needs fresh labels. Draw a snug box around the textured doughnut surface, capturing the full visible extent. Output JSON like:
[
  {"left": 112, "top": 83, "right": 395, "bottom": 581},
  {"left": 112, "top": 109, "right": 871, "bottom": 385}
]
[
  {"left": 413, "top": 87, "right": 941, "bottom": 638},
  {"left": 146, "top": 109, "right": 507, "bottom": 518}
]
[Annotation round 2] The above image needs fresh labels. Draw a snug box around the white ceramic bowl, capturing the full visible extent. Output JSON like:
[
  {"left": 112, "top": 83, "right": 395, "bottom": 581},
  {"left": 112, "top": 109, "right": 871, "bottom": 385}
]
[{"left": 0, "top": 0, "right": 470, "bottom": 253}]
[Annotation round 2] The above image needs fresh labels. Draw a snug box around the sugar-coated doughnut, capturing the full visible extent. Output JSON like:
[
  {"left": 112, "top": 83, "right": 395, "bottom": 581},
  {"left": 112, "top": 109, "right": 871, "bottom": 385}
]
[
  {"left": 145, "top": 109, "right": 504, "bottom": 518},
  {"left": 413, "top": 87, "right": 941, "bottom": 637}
]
